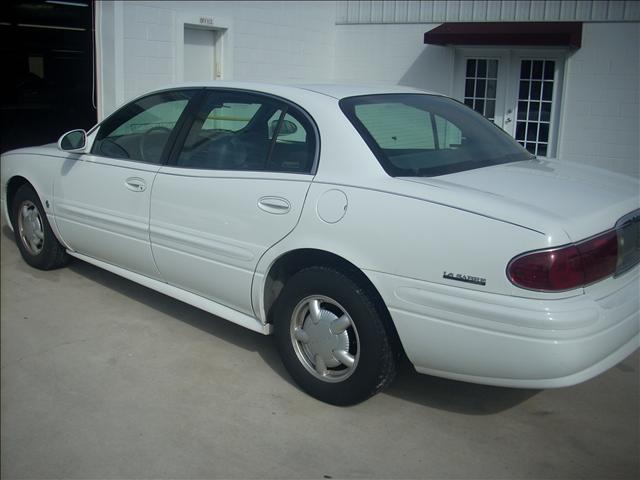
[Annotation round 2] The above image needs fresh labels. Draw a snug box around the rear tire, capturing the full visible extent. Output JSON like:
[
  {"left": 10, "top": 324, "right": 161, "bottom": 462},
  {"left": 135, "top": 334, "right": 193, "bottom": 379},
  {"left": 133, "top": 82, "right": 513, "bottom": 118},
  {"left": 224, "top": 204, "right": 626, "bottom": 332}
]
[
  {"left": 11, "top": 184, "right": 70, "bottom": 270},
  {"left": 274, "top": 266, "right": 396, "bottom": 405}
]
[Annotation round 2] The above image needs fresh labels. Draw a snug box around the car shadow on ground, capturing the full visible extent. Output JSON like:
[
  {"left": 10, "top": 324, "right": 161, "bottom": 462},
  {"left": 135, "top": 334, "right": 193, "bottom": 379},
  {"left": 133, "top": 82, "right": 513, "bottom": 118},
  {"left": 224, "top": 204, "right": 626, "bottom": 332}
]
[
  {"left": 386, "top": 362, "right": 538, "bottom": 413},
  {"left": 3, "top": 224, "right": 538, "bottom": 413}
]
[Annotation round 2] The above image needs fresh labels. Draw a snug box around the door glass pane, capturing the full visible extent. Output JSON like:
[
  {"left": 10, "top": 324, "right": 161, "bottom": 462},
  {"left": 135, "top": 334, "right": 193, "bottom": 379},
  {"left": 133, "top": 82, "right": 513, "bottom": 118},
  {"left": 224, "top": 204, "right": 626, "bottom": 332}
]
[
  {"left": 177, "top": 93, "right": 275, "bottom": 170},
  {"left": 176, "top": 91, "right": 315, "bottom": 172},
  {"left": 266, "top": 111, "right": 314, "bottom": 172},
  {"left": 92, "top": 90, "right": 195, "bottom": 163},
  {"left": 203, "top": 102, "right": 261, "bottom": 132},
  {"left": 463, "top": 58, "right": 499, "bottom": 123},
  {"left": 514, "top": 59, "right": 555, "bottom": 157}
]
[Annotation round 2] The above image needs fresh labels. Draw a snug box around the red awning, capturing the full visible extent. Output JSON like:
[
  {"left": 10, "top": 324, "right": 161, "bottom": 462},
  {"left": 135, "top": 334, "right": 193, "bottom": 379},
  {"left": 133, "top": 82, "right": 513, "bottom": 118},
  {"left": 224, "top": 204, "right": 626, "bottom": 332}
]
[{"left": 424, "top": 22, "right": 582, "bottom": 48}]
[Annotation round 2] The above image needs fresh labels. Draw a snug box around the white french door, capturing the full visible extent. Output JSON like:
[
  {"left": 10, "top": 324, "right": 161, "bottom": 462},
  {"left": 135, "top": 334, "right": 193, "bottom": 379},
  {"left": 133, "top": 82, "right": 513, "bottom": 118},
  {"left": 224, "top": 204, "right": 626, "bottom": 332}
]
[{"left": 454, "top": 49, "right": 565, "bottom": 158}]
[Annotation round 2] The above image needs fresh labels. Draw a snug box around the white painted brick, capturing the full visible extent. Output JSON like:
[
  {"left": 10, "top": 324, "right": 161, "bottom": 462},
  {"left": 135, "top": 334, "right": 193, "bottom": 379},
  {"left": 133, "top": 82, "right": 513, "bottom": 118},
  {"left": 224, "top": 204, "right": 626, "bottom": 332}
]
[
  {"left": 123, "top": 38, "right": 153, "bottom": 58},
  {"left": 146, "top": 57, "right": 172, "bottom": 75},
  {"left": 590, "top": 101, "right": 620, "bottom": 117},
  {"left": 124, "top": 54, "right": 147, "bottom": 74},
  {"left": 147, "top": 24, "right": 172, "bottom": 42},
  {"left": 620, "top": 102, "right": 640, "bottom": 118}
]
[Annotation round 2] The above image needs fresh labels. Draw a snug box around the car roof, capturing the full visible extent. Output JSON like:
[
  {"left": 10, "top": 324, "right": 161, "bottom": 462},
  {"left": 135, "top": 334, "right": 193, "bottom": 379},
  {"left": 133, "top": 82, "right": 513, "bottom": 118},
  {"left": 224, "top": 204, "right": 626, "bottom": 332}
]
[
  {"left": 147, "top": 81, "right": 443, "bottom": 100},
  {"left": 294, "top": 83, "right": 442, "bottom": 99}
]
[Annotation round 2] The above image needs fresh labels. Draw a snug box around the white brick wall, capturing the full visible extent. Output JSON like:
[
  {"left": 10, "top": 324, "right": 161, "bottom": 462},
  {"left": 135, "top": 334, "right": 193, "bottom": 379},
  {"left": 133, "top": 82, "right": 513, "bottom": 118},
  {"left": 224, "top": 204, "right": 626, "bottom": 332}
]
[
  {"left": 559, "top": 22, "right": 639, "bottom": 177},
  {"left": 98, "top": 0, "right": 336, "bottom": 116},
  {"left": 333, "top": 23, "right": 454, "bottom": 95}
]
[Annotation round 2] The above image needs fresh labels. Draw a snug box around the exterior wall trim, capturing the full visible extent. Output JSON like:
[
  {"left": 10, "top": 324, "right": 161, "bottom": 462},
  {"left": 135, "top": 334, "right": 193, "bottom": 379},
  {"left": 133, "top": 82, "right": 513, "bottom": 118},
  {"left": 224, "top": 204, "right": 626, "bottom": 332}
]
[{"left": 336, "top": 1, "right": 640, "bottom": 25}]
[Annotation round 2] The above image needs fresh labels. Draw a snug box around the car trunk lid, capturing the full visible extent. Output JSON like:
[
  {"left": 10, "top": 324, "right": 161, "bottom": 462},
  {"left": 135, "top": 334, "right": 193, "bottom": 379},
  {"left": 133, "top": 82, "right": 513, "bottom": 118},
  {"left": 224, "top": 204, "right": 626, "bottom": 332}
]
[{"left": 399, "top": 158, "right": 640, "bottom": 242}]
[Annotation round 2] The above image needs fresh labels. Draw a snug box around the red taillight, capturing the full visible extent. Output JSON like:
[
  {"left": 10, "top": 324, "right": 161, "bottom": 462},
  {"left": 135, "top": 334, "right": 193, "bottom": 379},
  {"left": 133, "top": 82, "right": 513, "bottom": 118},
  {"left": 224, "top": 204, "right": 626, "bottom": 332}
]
[
  {"left": 576, "top": 230, "right": 618, "bottom": 284},
  {"left": 508, "top": 230, "right": 618, "bottom": 291}
]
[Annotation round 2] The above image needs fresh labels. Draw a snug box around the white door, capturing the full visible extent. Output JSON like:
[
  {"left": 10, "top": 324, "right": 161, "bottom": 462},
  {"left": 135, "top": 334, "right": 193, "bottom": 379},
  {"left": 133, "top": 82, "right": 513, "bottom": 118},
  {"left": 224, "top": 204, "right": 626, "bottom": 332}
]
[
  {"left": 53, "top": 89, "right": 197, "bottom": 278},
  {"left": 454, "top": 52, "right": 509, "bottom": 129},
  {"left": 454, "top": 49, "right": 564, "bottom": 158},
  {"left": 184, "top": 27, "right": 218, "bottom": 81},
  {"left": 150, "top": 90, "right": 317, "bottom": 316}
]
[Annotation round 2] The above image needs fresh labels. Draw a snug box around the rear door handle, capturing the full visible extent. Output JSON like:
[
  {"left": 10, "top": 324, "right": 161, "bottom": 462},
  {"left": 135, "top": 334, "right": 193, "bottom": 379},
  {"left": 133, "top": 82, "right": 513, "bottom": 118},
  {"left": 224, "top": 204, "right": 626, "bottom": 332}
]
[
  {"left": 258, "top": 196, "right": 291, "bottom": 215},
  {"left": 125, "top": 177, "right": 146, "bottom": 192}
]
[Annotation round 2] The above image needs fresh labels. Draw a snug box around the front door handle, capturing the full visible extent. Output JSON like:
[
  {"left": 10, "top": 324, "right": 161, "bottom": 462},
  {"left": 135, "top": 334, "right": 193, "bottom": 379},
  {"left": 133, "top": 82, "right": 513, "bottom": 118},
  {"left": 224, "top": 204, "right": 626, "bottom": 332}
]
[
  {"left": 258, "top": 196, "right": 291, "bottom": 215},
  {"left": 125, "top": 177, "right": 146, "bottom": 192}
]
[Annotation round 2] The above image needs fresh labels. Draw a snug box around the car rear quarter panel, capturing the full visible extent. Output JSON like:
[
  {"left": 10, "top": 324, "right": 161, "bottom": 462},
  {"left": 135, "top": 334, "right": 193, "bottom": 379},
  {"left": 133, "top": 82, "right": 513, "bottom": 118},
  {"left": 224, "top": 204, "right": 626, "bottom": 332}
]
[{"left": 253, "top": 180, "right": 579, "bottom": 323}]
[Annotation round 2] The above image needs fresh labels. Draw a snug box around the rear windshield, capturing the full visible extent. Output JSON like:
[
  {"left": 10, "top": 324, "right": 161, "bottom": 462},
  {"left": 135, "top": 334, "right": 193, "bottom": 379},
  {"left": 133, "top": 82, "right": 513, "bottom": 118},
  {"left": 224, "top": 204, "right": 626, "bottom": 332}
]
[{"left": 339, "top": 94, "right": 533, "bottom": 177}]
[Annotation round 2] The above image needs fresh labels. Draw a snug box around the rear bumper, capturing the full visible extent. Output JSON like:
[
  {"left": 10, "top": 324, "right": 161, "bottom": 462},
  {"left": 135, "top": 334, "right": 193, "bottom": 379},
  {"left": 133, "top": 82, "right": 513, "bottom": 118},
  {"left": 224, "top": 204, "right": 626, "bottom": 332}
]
[{"left": 366, "top": 269, "right": 639, "bottom": 388}]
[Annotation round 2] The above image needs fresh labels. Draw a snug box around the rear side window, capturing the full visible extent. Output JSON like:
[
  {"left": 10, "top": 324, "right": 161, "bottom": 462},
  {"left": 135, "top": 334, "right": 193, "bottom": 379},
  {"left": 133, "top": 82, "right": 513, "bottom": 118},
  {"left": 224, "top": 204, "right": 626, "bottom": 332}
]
[
  {"left": 92, "top": 90, "right": 195, "bottom": 163},
  {"left": 341, "top": 94, "right": 532, "bottom": 177},
  {"left": 202, "top": 102, "right": 261, "bottom": 132},
  {"left": 175, "top": 91, "right": 316, "bottom": 173}
]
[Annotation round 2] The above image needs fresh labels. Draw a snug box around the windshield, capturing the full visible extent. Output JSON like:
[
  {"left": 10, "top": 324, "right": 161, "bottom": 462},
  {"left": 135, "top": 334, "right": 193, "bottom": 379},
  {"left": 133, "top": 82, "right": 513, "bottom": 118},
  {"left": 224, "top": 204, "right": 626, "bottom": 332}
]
[{"left": 339, "top": 94, "right": 534, "bottom": 177}]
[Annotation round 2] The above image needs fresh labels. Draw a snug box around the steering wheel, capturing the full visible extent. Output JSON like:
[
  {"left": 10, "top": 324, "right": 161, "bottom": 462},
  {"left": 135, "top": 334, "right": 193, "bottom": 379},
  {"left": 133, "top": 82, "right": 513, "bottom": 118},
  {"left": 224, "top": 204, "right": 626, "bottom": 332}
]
[{"left": 140, "top": 126, "right": 172, "bottom": 163}]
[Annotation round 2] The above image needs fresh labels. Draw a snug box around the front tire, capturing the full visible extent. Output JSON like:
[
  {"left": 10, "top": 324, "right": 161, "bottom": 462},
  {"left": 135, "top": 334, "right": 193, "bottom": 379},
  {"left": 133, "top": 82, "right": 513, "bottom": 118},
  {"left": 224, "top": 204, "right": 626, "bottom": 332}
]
[
  {"left": 11, "top": 184, "right": 70, "bottom": 270},
  {"left": 274, "top": 266, "right": 396, "bottom": 405}
]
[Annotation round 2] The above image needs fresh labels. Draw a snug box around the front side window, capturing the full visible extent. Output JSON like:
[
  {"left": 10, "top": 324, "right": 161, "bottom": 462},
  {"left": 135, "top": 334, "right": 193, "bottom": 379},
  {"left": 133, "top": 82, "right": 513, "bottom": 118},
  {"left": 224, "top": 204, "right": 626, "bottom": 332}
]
[
  {"left": 92, "top": 90, "right": 196, "bottom": 163},
  {"left": 340, "top": 94, "right": 532, "bottom": 177},
  {"left": 176, "top": 91, "right": 316, "bottom": 173}
]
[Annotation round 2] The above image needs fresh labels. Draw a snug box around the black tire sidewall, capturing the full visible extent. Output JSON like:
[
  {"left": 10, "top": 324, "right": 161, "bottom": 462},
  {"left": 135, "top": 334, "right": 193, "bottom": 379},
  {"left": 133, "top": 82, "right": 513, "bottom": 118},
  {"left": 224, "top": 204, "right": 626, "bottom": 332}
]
[{"left": 274, "top": 266, "right": 393, "bottom": 405}]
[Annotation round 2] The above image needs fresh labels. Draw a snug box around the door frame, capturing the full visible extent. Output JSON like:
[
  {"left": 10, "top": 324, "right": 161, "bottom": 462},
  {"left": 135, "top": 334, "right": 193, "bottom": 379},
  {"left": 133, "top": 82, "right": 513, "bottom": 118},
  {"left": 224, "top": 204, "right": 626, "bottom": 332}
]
[
  {"left": 453, "top": 48, "right": 510, "bottom": 130},
  {"left": 174, "top": 13, "right": 234, "bottom": 82}
]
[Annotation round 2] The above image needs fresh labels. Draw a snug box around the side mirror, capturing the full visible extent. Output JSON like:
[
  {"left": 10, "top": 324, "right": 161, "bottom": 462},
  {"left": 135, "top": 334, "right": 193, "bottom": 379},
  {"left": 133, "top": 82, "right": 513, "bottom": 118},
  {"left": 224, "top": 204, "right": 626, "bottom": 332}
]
[
  {"left": 57, "top": 129, "right": 87, "bottom": 153},
  {"left": 268, "top": 119, "right": 298, "bottom": 137}
]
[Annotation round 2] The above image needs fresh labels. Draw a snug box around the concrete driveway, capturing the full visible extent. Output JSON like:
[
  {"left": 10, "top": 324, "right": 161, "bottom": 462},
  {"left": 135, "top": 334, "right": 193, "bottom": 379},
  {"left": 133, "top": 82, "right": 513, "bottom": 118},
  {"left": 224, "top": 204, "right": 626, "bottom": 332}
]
[{"left": 1, "top": 218, "right": 638, "bottom": 479}]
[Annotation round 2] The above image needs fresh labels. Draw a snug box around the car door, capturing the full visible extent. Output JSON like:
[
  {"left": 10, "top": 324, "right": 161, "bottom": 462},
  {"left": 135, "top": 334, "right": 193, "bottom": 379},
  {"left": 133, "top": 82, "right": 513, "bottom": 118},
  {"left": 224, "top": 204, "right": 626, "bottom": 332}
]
[
  {"left": 53, "top": 89, "right": 199, "bottom": 278},
  {"left": 150, "top": 89, "right": 318, "bottom": 315}
]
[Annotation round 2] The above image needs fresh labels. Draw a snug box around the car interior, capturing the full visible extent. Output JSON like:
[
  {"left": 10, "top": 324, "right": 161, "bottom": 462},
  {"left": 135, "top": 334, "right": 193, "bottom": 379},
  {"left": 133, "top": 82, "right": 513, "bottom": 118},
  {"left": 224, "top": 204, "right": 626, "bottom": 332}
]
[{"left": 176, "top": 102, "right": 315, "bottom": 173}]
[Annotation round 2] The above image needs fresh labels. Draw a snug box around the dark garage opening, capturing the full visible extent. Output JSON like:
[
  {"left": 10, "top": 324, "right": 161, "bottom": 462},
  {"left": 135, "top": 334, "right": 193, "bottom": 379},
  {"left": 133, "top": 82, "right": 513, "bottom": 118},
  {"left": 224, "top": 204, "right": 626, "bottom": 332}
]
[{"left": 0, "top": 0, "right": 96, "bottom": 153}]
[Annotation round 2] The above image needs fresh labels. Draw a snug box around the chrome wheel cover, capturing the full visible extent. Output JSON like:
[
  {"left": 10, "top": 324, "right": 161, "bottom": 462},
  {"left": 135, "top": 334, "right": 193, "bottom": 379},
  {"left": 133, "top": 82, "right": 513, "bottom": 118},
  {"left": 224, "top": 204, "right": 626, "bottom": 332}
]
[
  {"left": 17, "top": 200, "right": 45, "bottom": 255},
  {"left": 290, "top": 295, "right": 360, "bottom": 383}
]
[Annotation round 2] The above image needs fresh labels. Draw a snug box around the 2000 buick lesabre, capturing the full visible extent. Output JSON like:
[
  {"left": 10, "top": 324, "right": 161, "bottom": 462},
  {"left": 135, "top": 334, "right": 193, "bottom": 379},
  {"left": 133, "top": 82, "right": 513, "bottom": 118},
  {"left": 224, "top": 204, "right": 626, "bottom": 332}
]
[{"left": 2, "top": 82, "right": 638, "bottom": 405}]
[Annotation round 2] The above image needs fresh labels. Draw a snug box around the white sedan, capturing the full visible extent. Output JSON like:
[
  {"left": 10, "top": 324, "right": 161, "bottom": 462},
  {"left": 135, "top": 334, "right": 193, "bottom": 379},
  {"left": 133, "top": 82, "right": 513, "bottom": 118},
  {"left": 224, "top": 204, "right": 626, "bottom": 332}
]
[{"left": 2, "top": 82, "right": 638, "bottom": 405}]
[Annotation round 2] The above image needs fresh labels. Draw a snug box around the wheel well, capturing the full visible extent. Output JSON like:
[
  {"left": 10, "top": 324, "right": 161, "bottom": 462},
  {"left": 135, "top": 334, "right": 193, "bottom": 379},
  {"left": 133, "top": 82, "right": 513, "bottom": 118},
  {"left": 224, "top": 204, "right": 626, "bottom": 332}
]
[
  {"left": 264, "top": 248, "right": 407, "bottom": 358},
  {"left": 5, "top": 176, "right": 31, "bottom": 226}
]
